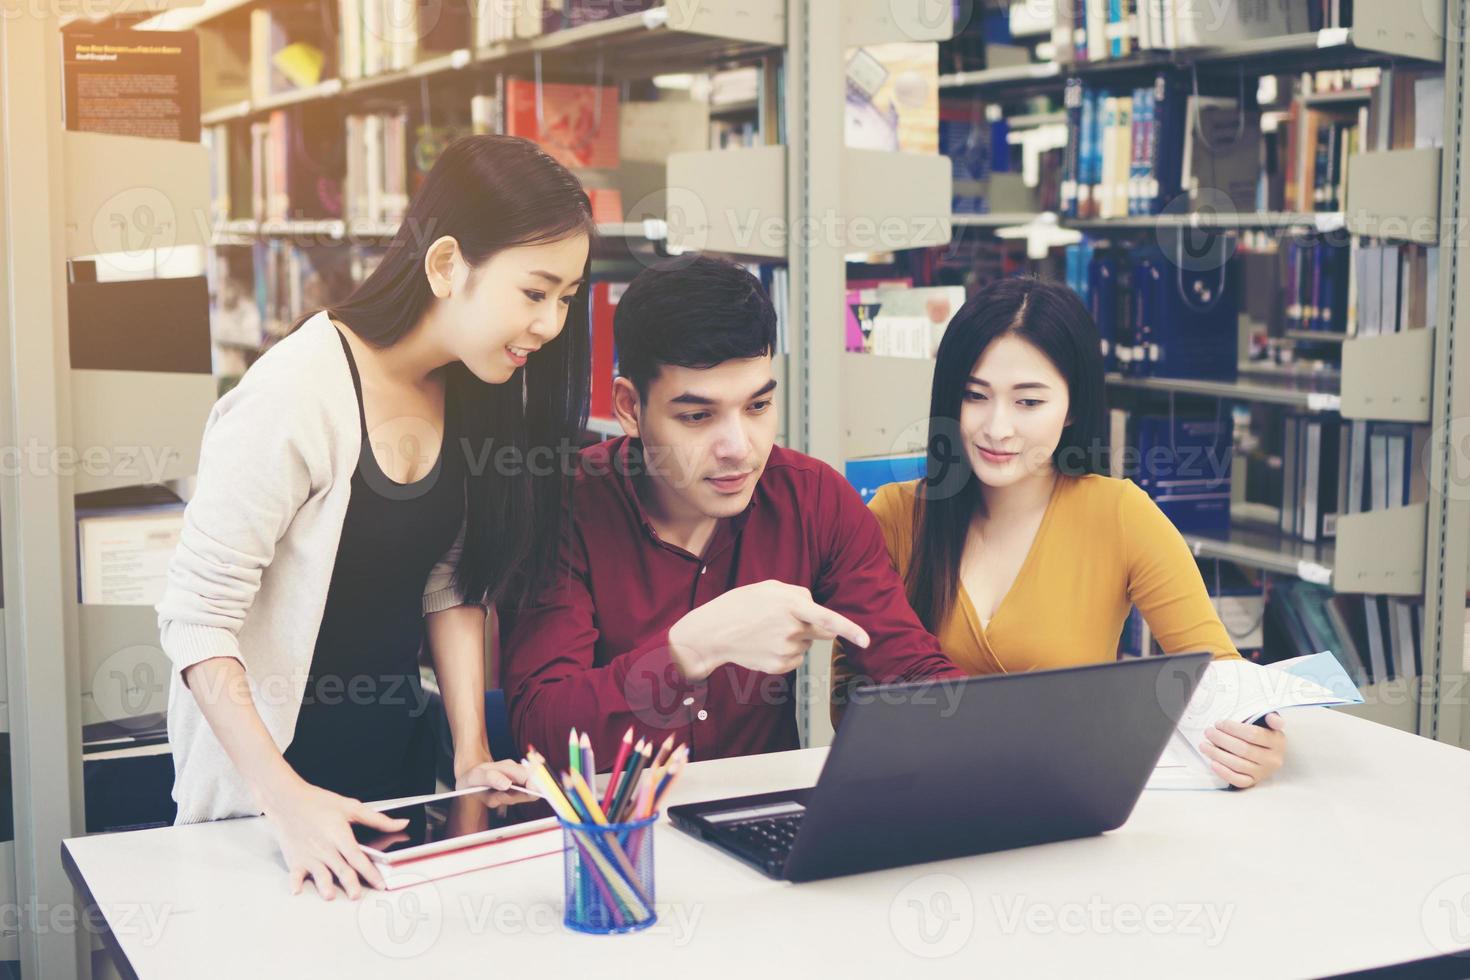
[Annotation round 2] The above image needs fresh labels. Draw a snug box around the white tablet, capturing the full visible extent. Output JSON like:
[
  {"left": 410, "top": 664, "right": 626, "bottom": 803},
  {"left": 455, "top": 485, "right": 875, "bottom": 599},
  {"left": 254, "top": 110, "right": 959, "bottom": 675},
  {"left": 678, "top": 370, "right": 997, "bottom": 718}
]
[{"left": 353, "top": 785, "right": 559, "bottom": 863}]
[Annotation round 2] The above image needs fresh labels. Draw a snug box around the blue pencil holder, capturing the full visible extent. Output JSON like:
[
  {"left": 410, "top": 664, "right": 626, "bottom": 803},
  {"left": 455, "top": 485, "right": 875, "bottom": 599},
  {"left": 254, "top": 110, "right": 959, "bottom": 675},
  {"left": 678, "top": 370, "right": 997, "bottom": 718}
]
[{"left": 558, "top": 812, "right": 659, "bottom": 935}]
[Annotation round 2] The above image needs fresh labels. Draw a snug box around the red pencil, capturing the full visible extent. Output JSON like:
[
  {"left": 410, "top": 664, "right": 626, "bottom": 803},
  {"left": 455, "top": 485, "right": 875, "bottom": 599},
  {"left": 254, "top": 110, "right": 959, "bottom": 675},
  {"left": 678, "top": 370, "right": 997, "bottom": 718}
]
[{"left": 600, "top": 727, "right": 635, "bottom": 810}]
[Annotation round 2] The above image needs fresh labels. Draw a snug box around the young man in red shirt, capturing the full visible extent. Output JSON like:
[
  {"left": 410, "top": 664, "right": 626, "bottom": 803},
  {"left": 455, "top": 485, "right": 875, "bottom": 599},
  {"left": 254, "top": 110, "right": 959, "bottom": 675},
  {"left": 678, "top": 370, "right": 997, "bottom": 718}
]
[{"left": 501, "top": 256, "right": 962, "bottom": 770}]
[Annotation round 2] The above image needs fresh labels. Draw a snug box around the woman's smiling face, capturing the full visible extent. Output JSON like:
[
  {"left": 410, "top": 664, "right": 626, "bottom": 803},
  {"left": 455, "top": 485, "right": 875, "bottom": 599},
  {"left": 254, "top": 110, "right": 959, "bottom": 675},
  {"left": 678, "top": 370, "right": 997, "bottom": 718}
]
[{"left": 959, "top": 333, "right": 1072, "bottom": 489}]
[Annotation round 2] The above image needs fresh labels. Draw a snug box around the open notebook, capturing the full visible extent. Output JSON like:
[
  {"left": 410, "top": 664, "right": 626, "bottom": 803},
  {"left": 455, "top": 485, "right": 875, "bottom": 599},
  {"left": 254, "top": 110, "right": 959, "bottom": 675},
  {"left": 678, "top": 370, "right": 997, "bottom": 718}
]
[{"left": 1148, "top": 652, "right": 1364, "bottom": 790}]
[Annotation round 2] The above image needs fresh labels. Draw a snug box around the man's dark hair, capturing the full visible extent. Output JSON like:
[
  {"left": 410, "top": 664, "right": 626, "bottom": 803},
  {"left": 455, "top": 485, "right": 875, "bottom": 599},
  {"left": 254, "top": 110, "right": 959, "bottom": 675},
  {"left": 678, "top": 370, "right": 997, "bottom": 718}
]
[{"left": 613, "top": 254, "right": 778, "bottom": 400}]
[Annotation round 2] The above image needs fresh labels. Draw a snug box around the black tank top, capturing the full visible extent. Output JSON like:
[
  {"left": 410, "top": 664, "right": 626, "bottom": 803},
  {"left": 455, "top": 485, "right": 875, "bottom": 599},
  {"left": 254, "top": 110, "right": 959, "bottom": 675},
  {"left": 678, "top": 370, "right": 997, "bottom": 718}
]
[{"left": 282, "top": 326, "right": 466, "bottom": 803}]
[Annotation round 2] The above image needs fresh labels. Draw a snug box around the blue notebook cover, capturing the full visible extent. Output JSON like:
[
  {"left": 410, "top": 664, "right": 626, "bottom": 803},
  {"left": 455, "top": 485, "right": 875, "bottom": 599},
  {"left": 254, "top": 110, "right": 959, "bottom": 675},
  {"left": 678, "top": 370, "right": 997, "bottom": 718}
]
[
  {"left": 844, "top": 455, "right": 927, "bottom": 504},
  {"left": 1134, "top": 414, "right": 1233, "bottom": 535}
]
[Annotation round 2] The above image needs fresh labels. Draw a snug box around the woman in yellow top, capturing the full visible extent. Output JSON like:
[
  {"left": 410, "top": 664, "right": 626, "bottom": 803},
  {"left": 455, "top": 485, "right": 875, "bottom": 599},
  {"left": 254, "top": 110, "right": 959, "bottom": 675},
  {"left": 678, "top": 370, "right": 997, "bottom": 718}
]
[{"left": 836, "top": 276, "right": 1286, "bottom": 788}]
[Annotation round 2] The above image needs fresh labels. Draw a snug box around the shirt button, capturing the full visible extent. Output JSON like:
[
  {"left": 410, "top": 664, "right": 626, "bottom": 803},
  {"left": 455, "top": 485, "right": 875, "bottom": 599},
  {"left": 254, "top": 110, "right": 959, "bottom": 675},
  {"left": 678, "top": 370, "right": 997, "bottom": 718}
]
[
  {"left": 700, "top": 566, "right": 707, "bottom": 575},
  {"left": 682, "top": 696, "right": 695, "bottom": 707},
  {"left": 696, "top": 709, "right": 709, "bottom": 721}
]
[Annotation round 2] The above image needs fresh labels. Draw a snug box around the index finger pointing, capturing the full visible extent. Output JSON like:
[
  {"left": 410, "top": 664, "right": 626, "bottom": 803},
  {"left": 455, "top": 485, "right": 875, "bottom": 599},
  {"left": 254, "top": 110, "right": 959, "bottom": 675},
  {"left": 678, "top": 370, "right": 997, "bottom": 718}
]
[{"left": 795, "top": 602, "right": 869, "bottom": 649}]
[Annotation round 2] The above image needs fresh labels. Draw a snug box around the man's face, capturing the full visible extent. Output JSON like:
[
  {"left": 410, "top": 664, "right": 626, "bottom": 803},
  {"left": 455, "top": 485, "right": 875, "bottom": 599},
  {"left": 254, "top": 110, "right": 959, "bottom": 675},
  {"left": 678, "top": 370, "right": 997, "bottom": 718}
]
[{"left": 620, "top": 355, "right": 780, "bottom": 522}]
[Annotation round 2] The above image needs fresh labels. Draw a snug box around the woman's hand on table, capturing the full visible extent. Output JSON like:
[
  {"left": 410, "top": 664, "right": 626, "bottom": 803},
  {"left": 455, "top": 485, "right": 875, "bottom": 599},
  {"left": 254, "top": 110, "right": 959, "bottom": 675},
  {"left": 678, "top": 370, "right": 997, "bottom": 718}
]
[
  {"left": 262, "top": 777, "right": 407, "bottom": 900},
  {"left": 1198, "top": 712, "right": 1287, "bottom": 789}
]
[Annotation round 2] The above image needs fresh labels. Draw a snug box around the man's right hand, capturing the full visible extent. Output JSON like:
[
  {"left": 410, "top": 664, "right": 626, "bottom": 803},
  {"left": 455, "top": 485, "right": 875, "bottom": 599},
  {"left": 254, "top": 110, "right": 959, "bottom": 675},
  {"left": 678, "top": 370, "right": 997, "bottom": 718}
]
[{"left": 667, "top": 579, "right": 870, "bottom": 681}]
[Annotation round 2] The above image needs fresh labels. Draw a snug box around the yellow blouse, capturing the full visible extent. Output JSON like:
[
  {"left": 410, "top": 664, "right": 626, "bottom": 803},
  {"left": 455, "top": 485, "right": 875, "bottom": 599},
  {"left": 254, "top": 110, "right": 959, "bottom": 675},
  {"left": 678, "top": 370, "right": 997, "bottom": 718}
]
[{"left": 836, "top": 474, "right": 1240, "bottom": 688}]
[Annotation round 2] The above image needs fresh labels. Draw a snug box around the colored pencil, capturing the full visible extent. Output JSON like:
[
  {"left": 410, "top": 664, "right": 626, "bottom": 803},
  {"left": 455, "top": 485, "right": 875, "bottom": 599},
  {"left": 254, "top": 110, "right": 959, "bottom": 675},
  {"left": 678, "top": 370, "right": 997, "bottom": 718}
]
[
  {"left": 567, "top": 771, "right": 609, "bottom": 825},
  {"left": 579, "top": 731, "right": 594, "bottom": 786},
  {"left": 651, "top": 744, "right": 688, "bottom": 809},
  {"left": 651, "top": 733, "right": 676, "bottom": 770},
  {"left": 608, "top": 739, "right": 648, "bottom": 823},
  {"left": 600, "top": 727, "right": 634, "bottom": 810},
  {"left": 610, "top": 740, "right": 653, "bottom": 823},
  {"left": 529, "top": 751, "right": 647, "bottom": 921},
  {"left": 568, "top": 728, "right": 581, "bottom": 779}
]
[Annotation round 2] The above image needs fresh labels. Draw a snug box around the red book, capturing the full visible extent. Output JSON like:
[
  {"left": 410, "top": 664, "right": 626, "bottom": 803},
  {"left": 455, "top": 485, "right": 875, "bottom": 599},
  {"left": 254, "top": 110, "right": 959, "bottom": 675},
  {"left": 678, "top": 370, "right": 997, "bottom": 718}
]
[
  {"left": 505, "top": 79, "right": 620, "bottom": 169},
  {"left": 589, "top": 281, "right": 626, "bottom": 419},
  {"left": 587, "top": 188, "right": 623, "bottom": 223}
]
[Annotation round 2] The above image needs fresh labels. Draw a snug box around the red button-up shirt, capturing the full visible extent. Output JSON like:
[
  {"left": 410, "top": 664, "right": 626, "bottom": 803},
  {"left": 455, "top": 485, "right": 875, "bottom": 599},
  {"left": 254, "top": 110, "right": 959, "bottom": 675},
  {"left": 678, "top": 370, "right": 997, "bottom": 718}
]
[{"left": 500, "top": 437, "right": 962, "bottom": 773}]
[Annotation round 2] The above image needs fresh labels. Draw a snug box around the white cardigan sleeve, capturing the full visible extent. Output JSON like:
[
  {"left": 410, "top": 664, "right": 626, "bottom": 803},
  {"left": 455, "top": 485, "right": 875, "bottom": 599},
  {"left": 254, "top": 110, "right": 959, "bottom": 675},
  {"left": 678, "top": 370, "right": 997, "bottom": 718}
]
[
  {"left": 422, "top": 511, "right": 473, "bottom": 613},
  {"left": 155, "top": 367, "right": 326, "bottom": 675}
]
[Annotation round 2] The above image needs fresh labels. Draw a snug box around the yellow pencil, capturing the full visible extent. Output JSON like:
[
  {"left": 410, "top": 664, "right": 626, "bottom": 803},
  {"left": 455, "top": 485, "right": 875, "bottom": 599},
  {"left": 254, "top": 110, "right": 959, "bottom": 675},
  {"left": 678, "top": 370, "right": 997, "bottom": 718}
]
[{"left": 568, "top": 771, "right": 609, "bottom": 825}]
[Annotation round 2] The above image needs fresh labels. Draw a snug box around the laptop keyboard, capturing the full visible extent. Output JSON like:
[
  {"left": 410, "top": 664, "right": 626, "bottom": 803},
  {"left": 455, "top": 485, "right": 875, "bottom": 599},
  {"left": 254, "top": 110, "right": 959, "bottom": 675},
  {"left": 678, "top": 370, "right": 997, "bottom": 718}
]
[{"left": 725, "top": 813, "right": 806, "bottom": 869}]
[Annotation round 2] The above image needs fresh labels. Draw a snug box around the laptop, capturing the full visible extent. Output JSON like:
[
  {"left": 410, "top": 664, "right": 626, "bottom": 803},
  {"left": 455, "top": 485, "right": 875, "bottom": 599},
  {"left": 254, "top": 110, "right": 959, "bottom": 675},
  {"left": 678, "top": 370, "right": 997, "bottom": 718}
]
[{"left": 669, "top": 653, "right": 1211, "bottom": 882}]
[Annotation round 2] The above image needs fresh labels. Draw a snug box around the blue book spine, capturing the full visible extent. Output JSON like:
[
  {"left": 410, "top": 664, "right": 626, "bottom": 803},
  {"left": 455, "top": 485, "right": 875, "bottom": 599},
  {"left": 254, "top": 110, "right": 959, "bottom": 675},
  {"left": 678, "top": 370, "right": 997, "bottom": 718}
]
[
  {"left": 1136, "top": 415, "right": 1233, "bottom": 535},
  {"left": 1079, "top": 88, "right": 1097, "bottom": 217},
  {"left": 1144, "top": 240, "right": 1240, "bottom": 382},
  {"left": 1150, "top": 71, "right": 1184, "bottom": 214},
  {"left": 1062, "top": 78, "right": 1084, "bottom": 217},
  {"left": 1140, "top": 87, "right": 1157, "bottom": 214}
]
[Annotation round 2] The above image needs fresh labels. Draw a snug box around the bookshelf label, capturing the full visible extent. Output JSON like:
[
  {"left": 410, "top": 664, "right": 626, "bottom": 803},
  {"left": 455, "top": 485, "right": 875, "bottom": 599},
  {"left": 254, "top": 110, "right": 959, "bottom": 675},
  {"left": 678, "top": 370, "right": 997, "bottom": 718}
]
[{"left": 1296, "top": 561, "right": 1333, "bottom": 586}]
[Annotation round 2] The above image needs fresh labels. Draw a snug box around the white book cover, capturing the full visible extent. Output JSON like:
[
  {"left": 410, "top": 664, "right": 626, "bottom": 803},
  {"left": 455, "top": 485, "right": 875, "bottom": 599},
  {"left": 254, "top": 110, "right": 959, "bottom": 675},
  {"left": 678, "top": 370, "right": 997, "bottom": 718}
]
[
  {"left": 78, "top": 508, "right": 185, "bottom": 606},
  {"left": 1149, "top": 653, "right": 1362, "bottom": 790},
  {"left": 1364, "top": 595, "right": 1389, "bottom": 682},
  {"left": 1389, "top": 599, "right": 1418, "bottom": 681},
  {"left": 1387, "top": 431, "right": 1407, "bottom": 507},
  {"left": 376, "top": 826, "right": 562, "bottom": 890},
  {"left": 1172, "top": 0, "right": 1302, "bottom": 48}
]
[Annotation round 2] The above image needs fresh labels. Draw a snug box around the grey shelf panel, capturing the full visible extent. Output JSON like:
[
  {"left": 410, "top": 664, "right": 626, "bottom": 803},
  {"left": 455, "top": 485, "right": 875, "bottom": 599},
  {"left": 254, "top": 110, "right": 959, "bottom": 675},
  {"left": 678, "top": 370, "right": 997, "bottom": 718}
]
[
  {"left": 938, "top": 61, "right": 1064, "bottom": 94},
  {"left": 196, "top": 3, "right": 783, "bottom": 124},
  {"left": 1333, "top": 504, "right": 1427, "bottom": 596},
  {"left": 1340, "top": 329, "right": 1434, "bottom": 423},
  {"left": 77, "top": 604, "right": 171, "bottom": 729},
  {"left": 254, "top": 78, "right": 343, "bottom": 113},
  {"left": 473, "top": 3, "right": 782, "bottom": 76},
  {"left": 839, "top": 353, "right": 934, "bottom": 460},
  {"left": 1334, "top": 678, "right": 1420, "bottom": 732},
  {"left": 64, "top": 131, "right": 211, "bottom": 259},
  {"left": 1188, "top": 502, "right": 1426, "bottom": 597},
  {"left": 1287, "top": 330, "right": 1350, "bottom": 343},
  {"left": 341, "top": 49, "right": 473, "bottom": 95},
  {"left": 1104, "top": 372, "right": 1342, "bottom": 411},
  {"left": 667, "top": 145, "right": 947, "bottom": 259},
  {"left": 70, "top": 370, "right": 217, "bottom": 495},
  {"left": 210, "top": 217, "right": 665, "bottom": 245},
  {"left": 1345, "top": 147, "right": 1443, "bottom": 244},
  {"left": 951, "top": 212, "right": 1048, "bottom": 228},
  {"left": 1067, "top": 211, "right": 1345, "bottom": 231},
  {"left": 1184, "top": 519, "right": 1336, "bottom": 585},
  {"left": 937, "top": 18, "right": 1442, "bottom": 95}
]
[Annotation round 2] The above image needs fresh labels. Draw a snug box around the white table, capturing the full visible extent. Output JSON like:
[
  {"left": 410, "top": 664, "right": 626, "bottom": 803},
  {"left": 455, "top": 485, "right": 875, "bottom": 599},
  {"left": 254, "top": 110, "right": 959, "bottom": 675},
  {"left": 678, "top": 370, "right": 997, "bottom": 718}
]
[{"left": 63, "top": 709, "right": 1470, "bottom": 979}]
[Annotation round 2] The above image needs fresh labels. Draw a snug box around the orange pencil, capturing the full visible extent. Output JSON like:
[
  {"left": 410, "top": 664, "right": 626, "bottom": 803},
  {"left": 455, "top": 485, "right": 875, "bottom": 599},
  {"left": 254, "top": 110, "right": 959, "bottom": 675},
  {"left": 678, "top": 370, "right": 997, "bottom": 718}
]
[{"left": 651, "top": 733, "right": 676, "bottom": 769}]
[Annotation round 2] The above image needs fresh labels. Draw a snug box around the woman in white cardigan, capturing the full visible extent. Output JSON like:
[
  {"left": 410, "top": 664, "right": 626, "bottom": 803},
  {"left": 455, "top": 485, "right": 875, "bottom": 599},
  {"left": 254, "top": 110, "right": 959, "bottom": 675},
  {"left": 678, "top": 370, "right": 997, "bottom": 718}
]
[{"left": 156, "top": 135, "right": 594, "bottom": 901}]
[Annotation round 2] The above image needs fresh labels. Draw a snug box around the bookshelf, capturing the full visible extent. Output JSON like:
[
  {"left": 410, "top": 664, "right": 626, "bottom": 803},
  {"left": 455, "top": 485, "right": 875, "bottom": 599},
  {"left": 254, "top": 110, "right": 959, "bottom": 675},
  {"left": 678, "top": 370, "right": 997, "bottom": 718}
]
[
  {"left": 0, "top": 7, "right": 1464, "bottom": 977},
  {"left": 827, "top": 0, "right": 1469, "bottom": 748}
]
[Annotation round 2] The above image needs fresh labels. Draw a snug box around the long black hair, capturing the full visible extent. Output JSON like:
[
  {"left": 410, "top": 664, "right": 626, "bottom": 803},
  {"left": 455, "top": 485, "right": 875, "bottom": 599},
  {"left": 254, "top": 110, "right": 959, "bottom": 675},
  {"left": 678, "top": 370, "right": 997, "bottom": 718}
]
[
  {"left": 312, "top": 134, "right": 595, "bottom": 610},
  {"left": 907, "top": 276, "right": 1108, "bottom": 634}
]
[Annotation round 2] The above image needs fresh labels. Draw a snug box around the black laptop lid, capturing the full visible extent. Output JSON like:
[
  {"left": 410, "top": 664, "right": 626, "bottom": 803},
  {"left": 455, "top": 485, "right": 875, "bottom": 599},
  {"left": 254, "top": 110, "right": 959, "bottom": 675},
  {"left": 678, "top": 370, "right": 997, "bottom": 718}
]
[{"left": 782, "top": 653, "right": 1211, "bottom": 881}]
